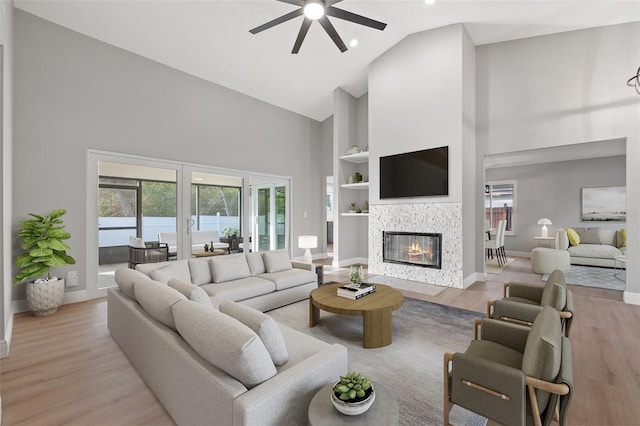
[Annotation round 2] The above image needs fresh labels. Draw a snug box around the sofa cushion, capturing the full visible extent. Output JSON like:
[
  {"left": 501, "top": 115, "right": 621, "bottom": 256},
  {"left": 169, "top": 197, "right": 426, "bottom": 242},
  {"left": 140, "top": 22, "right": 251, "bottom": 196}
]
[
  {"left": 115, "top": 268, "right": 149, "bottom": 300},
  {"left": 568, "top": 244, "right": 622, "bottom": 259},
  {"left": 148, "top": 261, "right": 192, "bottom": 284},
  {"left": 598, "top": 229, "right": 617, "bottom": 247},
  {"left": 188, "top": 258, "right": 213, "bottom": 285},
  {"left": 246, "top": 252, "right": 266, "bottom": 276},
  {"left": 540, "top": 270, "right": 566, "bottom": 310},
  {"left": 258, "top": 269, "right": 317, "bottom": 291},
  {"left": 134, "top": 278, "right": 186, "bottom": 330},
  {"left": 129, "top": 236, "right": 146, "bottom": 248},
  {"left": 172, "top": 300, "right": 277, "bottom": 388},
  {"left": 168, "top": 278, "right": 213, "bottom": 309},
  {"left": 200, "top": 277, "right": 275, "bottom": 301},
  {"left": 575, "top": 227, "right": 600, "bottom": 244},
  {"left": 565, "top": 228, "right": 580, "bottom": 246},
  {"left": 210, "top": 254, "right": 251, "bottom": 283},
  {"left": 219, "top": 300, "right": 288, "bottom": 365},
  {"left": 263, "top": 250, "right": 292, "bottom": 273}
]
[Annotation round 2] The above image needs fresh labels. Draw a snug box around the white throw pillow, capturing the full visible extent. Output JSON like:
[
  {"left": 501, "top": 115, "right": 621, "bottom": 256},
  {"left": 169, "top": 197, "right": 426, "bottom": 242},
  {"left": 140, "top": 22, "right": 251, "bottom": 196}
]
[
  {"left": 129, "top": 236, "right": 146, "bottom": 248},
  {"left": 210, "top": 254, "right": 251, "bottom": 283},
  {"left": 188, "top": 258, "right": 213, "bottom": 285},
  {"left": 134, "top": 279, "right": 186, "bottom": 330},
  {"left": 245, "top": 252, "right": 266, "bottom": 276},
  {"left": 219, "top": 300, "right": 288, "bottom": 366},
  {"left": 168, "top": 278, "right": 213, "bottom": 309},
  {"left": 172, "top": 300, "right": 276, "bottom": 388},
  {"left": 263, "top": 250, "right": 292, "bottom": 273},
  {"left": 149, "top": 261, "right": 192, "bottom": 284}
]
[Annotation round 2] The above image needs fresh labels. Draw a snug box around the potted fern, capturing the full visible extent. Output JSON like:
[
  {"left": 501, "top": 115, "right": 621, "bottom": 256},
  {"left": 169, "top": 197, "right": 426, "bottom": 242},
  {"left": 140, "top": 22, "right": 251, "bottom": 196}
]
[{"left": 14, "top": 208, "right": 76, "bottom": 316}]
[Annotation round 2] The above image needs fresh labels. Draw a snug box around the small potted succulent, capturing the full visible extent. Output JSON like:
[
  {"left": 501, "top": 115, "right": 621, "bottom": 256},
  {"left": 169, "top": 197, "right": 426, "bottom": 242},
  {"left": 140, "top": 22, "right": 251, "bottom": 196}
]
[
  {"left": 331, "top": 372, "right": 375, "bottom": 415},
  {"left": 348, "top": 202, "right": 357, "bottom": 213},
  {"left": 14, "top": 209, "right": 76, "bottom": 316}
]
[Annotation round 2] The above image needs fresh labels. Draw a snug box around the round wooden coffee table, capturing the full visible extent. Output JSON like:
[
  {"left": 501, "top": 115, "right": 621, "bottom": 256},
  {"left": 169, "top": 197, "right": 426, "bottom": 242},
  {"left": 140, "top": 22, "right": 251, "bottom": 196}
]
[{"left": 309, "top": 283, "right": 404, "bottom": 348}]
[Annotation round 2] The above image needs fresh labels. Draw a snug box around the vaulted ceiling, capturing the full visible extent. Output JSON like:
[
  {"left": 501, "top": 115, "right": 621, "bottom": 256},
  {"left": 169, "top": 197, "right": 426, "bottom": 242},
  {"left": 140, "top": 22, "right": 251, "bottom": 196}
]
[{"left": 15, "top": 0, "right": 640, "bottom": 121}]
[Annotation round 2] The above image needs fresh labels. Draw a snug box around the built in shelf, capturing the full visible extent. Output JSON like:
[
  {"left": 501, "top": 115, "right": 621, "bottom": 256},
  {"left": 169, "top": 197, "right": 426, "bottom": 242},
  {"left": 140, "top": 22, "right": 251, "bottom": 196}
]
[
  {"left": 341, "top": 212, "right": 369, "bottom": 217},
  {"left": 340, "top": 182, "right": 369, "bottom": 189},
  {"left": 339, "top": 151, "right": 369, "bottom": 164}
]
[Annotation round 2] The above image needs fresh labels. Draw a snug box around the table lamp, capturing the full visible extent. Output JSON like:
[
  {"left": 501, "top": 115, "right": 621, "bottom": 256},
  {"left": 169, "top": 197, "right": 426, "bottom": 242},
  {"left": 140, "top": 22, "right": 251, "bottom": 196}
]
[
  {"left": 298, "top": 235, "right": 317, "bottom": 263},
  {"left": 537, "top": 218, "right": 552, "bottom": 238}
]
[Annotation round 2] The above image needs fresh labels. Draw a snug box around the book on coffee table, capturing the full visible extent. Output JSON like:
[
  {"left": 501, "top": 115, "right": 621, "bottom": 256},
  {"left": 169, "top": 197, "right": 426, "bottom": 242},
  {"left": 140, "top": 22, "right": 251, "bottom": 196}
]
[{"left": 337, "top": 284, "right": 376, "bottom": 300}]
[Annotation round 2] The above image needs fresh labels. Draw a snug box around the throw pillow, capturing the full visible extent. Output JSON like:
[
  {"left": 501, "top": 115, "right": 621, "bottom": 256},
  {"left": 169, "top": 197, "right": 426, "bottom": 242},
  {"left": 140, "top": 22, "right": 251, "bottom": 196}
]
[
  {"left": 219, "top": 300, "right": 288, "bottom": 366},
  {"left": 575, "top": 227, "right": 600, "bottom": 244},
  {"left": 621, "top": 228, "right": 627, "bottom": 247},
  {"left": 188, "top": 258, "right": 213, "bottom": 285},
  {"left": 114, "top": 268, "right": 149, "bottom": 300},
  {"left": 168, "top": 278, "right": 213, "bottom": 309},
  {"left": 565, "top": 228, "right": 580, "bottom": 246},
  {"left": 149, "top": 261, "right": 192, "bottom": 284},
  {"left": 172, "top": 300, "right": 277, "bottom": 388},
  {"left": 245, "top": 252, "right": 266, "bottom": 276},
  {"left": 210, "top": 254, "right": 251, "bottom": 283},
  {"left": 263, "top": 250, "right": 292, "bottom": 273},
  {"left": 129, "top": 236, "right": 146, "bottom": 248},
  {"left": 134, "top": 278, "right": 186, "bottom": 330}
]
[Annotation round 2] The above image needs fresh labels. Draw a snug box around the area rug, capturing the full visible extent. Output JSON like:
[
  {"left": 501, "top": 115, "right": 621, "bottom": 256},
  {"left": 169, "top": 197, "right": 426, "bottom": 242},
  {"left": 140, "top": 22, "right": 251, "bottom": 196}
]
[
  {"left": 541, "top": 264, "right": 626, "bottom": 290},
  {"left": 485, "top": 256, "right": 515, "bottom": 274},
  {"left": 268, "top": 298, "right": 487, "bottom": 426}
]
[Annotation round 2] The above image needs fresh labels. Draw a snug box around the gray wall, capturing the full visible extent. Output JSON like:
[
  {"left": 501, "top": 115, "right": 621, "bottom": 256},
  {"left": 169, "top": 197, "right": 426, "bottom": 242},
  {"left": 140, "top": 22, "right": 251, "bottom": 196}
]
[
  {"left": 13, "top": 10, "right": 325, "bottom": 299},
  {"left": 477, "top": 22, "right": 640, "bottom": 301},
  {"left": 487, "top": 155, "right": 626, "bottom": 253},
  {"left": 1, "top": 0, "right": 15, "bottom": 358}
]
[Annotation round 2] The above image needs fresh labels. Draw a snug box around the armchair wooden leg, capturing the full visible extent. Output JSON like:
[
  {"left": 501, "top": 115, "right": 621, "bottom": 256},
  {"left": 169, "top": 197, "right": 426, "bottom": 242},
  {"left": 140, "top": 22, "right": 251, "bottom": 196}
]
[
  {"left": 527, "top": 384, "right": 543, "bottom": 426},
  {"left": 443, "top": 353, "right": 453, "bottom": 426}
]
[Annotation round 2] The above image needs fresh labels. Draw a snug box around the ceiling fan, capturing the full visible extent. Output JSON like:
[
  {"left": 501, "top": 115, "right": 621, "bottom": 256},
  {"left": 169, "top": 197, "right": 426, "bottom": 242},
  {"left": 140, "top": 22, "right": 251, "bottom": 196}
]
[{"left": 250, "top": 0, "right": 387, "bottom": 54}]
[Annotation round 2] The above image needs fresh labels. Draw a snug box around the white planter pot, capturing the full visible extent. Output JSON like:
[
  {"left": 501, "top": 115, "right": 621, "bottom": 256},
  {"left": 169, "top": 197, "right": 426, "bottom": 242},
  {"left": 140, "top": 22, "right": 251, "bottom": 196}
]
[
  {"left": 331, "top": 384, "right": 375, "bottom": 416},
  {"left": 26, "top": 278, "right": 65, "bottom": 317}
]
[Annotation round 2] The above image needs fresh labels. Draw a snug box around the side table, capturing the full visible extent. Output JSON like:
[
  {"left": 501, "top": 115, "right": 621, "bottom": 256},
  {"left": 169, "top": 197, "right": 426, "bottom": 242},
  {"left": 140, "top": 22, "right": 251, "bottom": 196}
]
[
  {"left": 308, "top": 381, "right": 399, "bottom": 426},
  {"left": 313, "top": 263, "right": 324, "bottom": 285},
  {"left": 614, "top": 255, "right": 626, "bottom": 281}
]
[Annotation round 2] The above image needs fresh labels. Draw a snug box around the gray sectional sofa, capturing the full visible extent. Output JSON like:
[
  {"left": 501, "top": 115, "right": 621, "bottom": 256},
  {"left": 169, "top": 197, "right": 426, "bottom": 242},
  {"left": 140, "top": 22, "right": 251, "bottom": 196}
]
[
  {"left": 134, "top": 250, "right": 318, "bottom": 312},
  {"left": 108, "top": 250, "right": 348, "bottom": 425},
  {"left": 556, "top": 227, "right": 626, "bottom": 268}
]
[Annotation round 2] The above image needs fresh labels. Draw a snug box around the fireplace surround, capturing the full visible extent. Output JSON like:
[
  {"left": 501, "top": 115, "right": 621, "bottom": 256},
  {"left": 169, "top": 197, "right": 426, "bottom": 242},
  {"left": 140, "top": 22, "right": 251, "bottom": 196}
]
[{"left": 383, "top": 231, "right": 442, "bottom": 269}]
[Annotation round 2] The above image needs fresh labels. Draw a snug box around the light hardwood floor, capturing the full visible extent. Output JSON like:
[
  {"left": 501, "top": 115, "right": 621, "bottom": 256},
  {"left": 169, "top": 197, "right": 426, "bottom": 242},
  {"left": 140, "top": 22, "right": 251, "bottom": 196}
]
[{"left": 1, "top": 257, "right": 639, "bottom": 425}]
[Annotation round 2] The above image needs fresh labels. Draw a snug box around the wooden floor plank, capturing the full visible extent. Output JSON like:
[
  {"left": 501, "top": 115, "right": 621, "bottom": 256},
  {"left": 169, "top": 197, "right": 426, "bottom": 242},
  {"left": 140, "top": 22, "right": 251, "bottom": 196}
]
[{"left": 2, "top": 258, "right": 639, "bottom": 425}]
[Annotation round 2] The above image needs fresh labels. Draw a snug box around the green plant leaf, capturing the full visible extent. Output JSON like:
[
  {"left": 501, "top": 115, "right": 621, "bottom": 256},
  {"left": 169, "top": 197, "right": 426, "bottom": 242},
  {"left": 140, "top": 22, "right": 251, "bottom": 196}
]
[
  {"left": 40, "top": 238, "right": 71, "bottom": 251},
  {"left": 29, "top": 246, "right": 53, "bottom": 258},
  {"left": 49, "top": 209, "right": 67, "bottom": 220},
  {"left": 47, "top": 228, "right": 71, "bottom": 240},
  {"left": 13, "top": 264, "right": 48, "bottom": 283}
]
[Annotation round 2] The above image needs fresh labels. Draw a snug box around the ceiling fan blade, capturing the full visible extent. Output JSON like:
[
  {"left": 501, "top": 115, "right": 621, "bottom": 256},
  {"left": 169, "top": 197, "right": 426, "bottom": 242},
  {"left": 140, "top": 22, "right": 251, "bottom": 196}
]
[
  {"left": 326, "top": 6, "right": 387, "bottom": 31},
  {"left": 275, "top": 0, "right": 304, "bottom": 6},
  {"left": 318, "top": 16, "right": 347, "bottom": 52},
  {"left": 250, "top": 9, "right": 304, "bottom": 34},
  {"left": 292, "top": 18, "right": 313, "bottom": 54}
]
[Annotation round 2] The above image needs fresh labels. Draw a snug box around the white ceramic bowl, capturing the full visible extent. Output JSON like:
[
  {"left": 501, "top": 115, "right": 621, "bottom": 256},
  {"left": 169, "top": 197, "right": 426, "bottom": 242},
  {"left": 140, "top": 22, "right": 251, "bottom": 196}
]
[{"left": 330, "top": 384, "right": 375, "bottom": 416}]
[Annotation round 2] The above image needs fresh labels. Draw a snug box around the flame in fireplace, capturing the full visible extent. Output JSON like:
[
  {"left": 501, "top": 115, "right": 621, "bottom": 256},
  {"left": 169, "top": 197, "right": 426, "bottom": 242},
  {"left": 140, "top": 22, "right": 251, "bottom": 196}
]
[{"left": 406, "top": 242, "right": 433, "bottom": 261}]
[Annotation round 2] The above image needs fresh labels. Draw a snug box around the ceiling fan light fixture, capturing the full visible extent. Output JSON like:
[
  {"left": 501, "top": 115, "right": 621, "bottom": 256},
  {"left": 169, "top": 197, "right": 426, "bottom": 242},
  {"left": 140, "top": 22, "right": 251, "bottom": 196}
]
[
  {"left": 628, "top": 66, "right": 640, "bottom": 95},
  {"left": 303, "top": 0, "right": 325, "bottom": 20}
]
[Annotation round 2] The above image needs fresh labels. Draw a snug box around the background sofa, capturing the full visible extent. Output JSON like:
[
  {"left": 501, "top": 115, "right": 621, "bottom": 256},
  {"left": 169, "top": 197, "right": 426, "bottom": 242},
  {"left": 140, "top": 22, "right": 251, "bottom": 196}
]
[
  {"left": 159, "top": 230, "right": 230, "bottom": 255},
  {"left": 108, "top": 271, "right": 347, "bottom": 425},
  {"left": 556, "top": 227, "right": 626, "bottom": 268},
  {"left": 134, "top": 250, "right": 317, "bottom": 312}
]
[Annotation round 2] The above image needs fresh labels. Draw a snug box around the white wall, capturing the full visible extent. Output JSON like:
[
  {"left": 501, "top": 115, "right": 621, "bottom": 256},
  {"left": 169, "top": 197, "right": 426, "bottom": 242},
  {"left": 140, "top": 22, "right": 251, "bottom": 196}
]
[
  {"left": 1, "top": 0, "right": 15, "bottom": 359},
  {"left": 487, "top": 155, "right": 626, "bottom": 253},
  {"left": 13, "top": 11, "right": 324, "bottom": 299},
  {"left": 477, "top": 22, "right": 640, "bottom": 302}
]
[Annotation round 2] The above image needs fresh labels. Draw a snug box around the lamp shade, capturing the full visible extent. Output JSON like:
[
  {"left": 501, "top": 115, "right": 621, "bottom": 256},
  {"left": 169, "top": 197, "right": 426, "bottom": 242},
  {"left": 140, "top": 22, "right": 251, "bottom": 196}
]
[
  {"left": 298, "top": 235, "right": 318, "bottom": 249},
  {"left": 537, "top": 218, "right": 552, "bottom": 238}
]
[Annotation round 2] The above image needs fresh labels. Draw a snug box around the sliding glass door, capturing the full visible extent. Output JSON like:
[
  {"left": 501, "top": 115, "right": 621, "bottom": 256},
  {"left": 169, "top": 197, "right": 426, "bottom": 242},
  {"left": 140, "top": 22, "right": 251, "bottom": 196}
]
[{"left": 251, "top": 182, "right": 288, "bottom": 252}]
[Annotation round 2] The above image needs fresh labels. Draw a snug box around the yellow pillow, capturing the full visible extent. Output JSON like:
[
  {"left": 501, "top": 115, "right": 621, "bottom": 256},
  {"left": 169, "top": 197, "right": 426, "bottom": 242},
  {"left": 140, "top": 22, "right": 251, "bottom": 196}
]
[
  {"left": 566, "top": 228, "right": 580, "bottom": 246},
  {"left": 621, "top": 228, "right": 626, "bottom": 247}
]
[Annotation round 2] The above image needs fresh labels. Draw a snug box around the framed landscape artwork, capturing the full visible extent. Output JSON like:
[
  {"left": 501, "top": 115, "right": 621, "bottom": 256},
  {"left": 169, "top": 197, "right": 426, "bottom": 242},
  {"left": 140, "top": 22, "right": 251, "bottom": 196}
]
[{"left": 581, "top": 186, "right": 626, "bottom": 222}]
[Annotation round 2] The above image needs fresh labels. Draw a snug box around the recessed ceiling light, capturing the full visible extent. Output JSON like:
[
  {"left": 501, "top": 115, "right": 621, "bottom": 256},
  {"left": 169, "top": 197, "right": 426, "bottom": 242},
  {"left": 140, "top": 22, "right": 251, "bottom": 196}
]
[{"left": 349, "top": 39, "right": 359, "bottom": 48}]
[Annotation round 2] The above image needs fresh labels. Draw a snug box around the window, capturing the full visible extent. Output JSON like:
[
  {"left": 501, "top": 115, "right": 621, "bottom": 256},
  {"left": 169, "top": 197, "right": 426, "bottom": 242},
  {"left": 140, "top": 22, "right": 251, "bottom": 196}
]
[
  {"left": 485, "top": 181, "right": 516, "bottom": 234},
  {"left": 191, "top": 183, "right": 241, "bottom": 235}
]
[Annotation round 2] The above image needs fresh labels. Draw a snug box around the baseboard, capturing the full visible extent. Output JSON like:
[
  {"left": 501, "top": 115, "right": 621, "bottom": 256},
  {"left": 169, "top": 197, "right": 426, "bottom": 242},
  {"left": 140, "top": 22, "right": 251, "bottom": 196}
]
[
  {"left": 293, "top": 253, "right": 328, "bottom": 262},
  {"left": 463, "top": 272, "right": 486, "bottom": 288},
  {"left": 12, "top": 290, "right": 89, "bottom": 314},
  {"left": 623, "top": 291, "right": 640, "bottom": 305}
]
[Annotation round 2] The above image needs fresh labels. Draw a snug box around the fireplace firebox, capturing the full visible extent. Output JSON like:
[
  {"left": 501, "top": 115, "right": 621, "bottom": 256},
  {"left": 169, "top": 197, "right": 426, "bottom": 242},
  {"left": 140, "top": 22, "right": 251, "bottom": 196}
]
[{"left": 383, "top": 232, "right": 442, "bottom": 269}]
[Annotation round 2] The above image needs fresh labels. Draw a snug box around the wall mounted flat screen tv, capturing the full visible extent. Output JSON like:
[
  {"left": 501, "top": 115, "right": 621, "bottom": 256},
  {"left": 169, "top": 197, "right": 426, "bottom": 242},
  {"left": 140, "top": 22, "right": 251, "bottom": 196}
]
[{"left": 380, "top": 146, "right": 448, "bottom": 199}]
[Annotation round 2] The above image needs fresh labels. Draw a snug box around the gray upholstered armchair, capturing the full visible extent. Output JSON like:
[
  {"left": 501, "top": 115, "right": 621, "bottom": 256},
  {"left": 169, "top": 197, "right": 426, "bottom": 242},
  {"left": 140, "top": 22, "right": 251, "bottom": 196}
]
[
  {"left": 487, "top": 269, "right": 574, "bottom": 336},
  {"left": 444, "top": 307, "right": 572, "bottom": 426}
]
